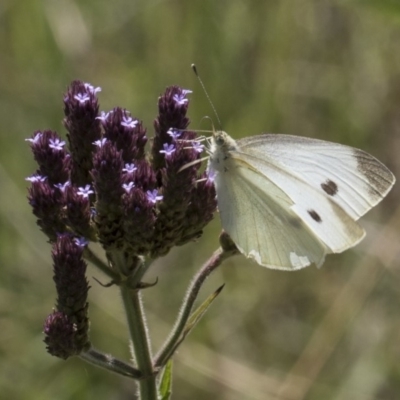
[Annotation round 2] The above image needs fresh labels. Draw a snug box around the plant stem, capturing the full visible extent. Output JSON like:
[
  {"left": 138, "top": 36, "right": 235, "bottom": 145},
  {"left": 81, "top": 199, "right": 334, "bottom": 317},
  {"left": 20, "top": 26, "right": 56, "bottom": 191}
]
[
  {"left": 79, "top": 347, "right": 141, "bottom": 379},
  {"left": 154, "top": 243, "right": 238, "bottom": 369},
  {"left": 120, "top": 284, "right": 158, "bottom": 400},
  {"left": 84, "top": 247, "right": 119, "bottom": 281}
]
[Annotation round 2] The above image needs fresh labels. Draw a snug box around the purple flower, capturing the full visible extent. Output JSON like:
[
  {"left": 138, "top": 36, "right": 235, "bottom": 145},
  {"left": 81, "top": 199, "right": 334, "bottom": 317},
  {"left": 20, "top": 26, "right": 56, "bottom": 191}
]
[
  {"left": 49, "top": 138, "right": 66, "bottom": 151},
  {"left": 54, "top": 181, "right": 70, "bottom": 192},
  {"left": 74, "top": 93, "right": 90, "bottom": 104},
  {"left": 123, "top": 163, "right": 137, "bottom": 173},
  {"left": 25, "top": 132, "right": 42, "bottom": 144},
  {"left": 167, "top": 129, "right": 182, "bottom": 139},
  {"left": 173, "top": 89, "right": 192, "bottom": 105},
  {"left": 77, "top": 185, "right": 94, "bottom": 198},
  {"left": 192, "top": 141, "right": 204, "bottom": 153},
  {"left": 96, "top": 111, "right": 110, "bottom": 122},
  {"left": 26, "top": 174, "right": 47, "bottom": 182},
  {"left": 48, "top": 234, "right": 90, "bottom": 358},
  {"left": 146, "top": 189, "right": 163, "bottom": 204},
  {"left": 27, "top": 82, "right": 217, "bottom": 264},
  {"left": 93, "top": 138, "right": 108, "bottom": 147},
  {"left": 73, "top": 237, "right": 89, "bottom": 247},
  {"left": 122, "top": 182, "right": 135, "bottom": 193},
  {"left": 159, "top": 143, "right": 176, "bottom": 157},
  {"left": 84, "top": 83, "right": 101, "bottom": 94},
  {"left": 43, "top": 311, "right": 76, "bottom": 360},
  {"left": 121, "top": 116, "right": 138, "bottom": 129}
]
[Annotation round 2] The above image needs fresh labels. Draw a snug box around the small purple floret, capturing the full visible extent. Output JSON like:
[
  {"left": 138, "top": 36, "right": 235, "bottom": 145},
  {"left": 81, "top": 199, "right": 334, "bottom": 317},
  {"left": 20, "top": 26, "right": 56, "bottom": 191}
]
[
  {"left": 122, "top": 182, "right": 135, "bottom": 193},
  {"left": 96, "top": 111, "right": 110, "bottom": 122},
  {"left": 74, "top": 93, "right": 90, "bottom": 104},
  {"left": 93, "top": 138, "right": 107, "bottom": 147},
  {"left": 84, "top": 83, "right": 102, "bottom": 94},
  {"left": 123, "top": 163, "right": 137, "bottom": 173},
  {"left": 121, "top": 116, "right": 138, "bottom": 129},
  {"left": 73, "top": 237, "right": 89, "bottom": 247},
  {"left": 26, "top": 174, "right": 47, "bottom": 182},
  {"left": 159, "top": 143, "right": 176, "bottom": 157},
  {"left": 49, "top": 138, "right": 66, "bottom": 151},
  {"left": 167, "top": 129, "right": 181, "bottom": 139},
  {"left": 25, "top": 132, "right": 42, "bottom": 144},
  {"left": 192, "top": 141, "right": 204, "bottom": 153},
  {"left": 77, "top": 185, "right": 94, "bottom": 198},
  {"left": 54, "top": 181, "right": 70, "bottom": 192},
  {"left": 146, "top": 189, "right": 163, "bottom": 204}
]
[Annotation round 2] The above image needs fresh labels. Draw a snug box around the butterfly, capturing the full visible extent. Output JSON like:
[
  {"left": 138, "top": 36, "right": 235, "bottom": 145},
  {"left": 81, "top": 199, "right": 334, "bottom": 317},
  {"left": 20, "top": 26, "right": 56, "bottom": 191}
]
[{"left": 208, "top": 131, "right": 395, "bottom": 270}]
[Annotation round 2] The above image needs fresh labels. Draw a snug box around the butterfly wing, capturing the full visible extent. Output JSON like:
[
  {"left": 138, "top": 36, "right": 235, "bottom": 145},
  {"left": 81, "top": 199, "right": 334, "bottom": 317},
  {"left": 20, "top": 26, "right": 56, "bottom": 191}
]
[
  {"left": 237, "top": 134, "right": 395, "bottom": 220},
  {"left": 227, "top": 150, "right": 366, "bottom": 256},
  {"left": 214, "top": 158, "right": 331, "bottom": 270},
  {"left": 210, "top": 131, "right": 394, "bottom": 269}
]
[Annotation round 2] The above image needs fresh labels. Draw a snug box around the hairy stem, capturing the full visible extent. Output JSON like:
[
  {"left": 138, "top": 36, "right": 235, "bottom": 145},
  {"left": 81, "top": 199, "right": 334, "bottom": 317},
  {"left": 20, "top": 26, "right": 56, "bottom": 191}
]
[
  {"left": 83, "top": 247, "right": 119, "bottom": 281},
  {"left": 154, "top": 239, "right": 238, "bottom": 369},
  {"left": 120, "top": 284, "right": 158, "bottom": 399},
  {"left": 79, "top": 347, "right": 141, "bottom": 379}
]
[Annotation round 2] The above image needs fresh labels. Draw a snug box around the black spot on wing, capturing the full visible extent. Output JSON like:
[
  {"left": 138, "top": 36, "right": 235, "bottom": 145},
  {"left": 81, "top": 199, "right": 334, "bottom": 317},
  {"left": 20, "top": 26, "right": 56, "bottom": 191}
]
[
  {"left": 308, "top": 209, "right": 322, "bottom": 223},
  {"left": 321, "top": 179, "right": 338, "bottom": 196}
]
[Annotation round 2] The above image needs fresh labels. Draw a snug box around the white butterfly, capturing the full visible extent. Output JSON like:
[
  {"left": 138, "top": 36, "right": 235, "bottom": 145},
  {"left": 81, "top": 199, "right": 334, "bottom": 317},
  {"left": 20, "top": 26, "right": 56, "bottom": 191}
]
[{"left": 208, "top": 131, "right": 395, "bottom": 270}]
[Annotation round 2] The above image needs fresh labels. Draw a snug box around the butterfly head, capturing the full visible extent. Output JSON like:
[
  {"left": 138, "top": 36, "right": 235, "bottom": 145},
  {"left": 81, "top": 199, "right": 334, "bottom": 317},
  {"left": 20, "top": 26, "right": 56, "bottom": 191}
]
[
  {"left": 212, "top": 130, "right": 238, "bottom": 152},
  {"left": 208, "top": 130, "right": 239, "bottom": 175}
]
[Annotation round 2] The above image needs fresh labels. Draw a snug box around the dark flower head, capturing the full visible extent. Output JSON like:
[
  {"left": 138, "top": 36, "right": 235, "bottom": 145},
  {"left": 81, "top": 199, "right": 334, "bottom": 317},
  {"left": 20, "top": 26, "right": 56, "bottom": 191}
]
[
  {"left": 123, "top": 187, "right": 157, "bottom": 255},
  {"left": 176, "top": 170, "right": 217, "bottom": 245},
  {"left": 27, "top": 130, "right": 70, "bottom": 184},
  {"left": 91, "top": 140, "right": 125, "bottom": 248},
  {"left": 52, "top": 234, "right": 89, "bottom": 314},
  {"left": 64, "top": 185, "right": 96, "bottom": 240},
  {"left": 126, "top": 159, "right": 156, "bottom": 192},
  {"left": 101, "top": 108, "right": 147, "bottom": 162},
  {"left": 63, "top": 80, "right": 102, "bottom": 186},
  {"left": 152, "top": 86, "right": 191, "bottom": 170},
  {"left": 44, "top": 311, "right": 79, "bottom": 359},
  {"left": 43, "top": 234, "right": 91, "bottom": 359},
  {"left": 27, "top": 81, "right": 216, "bottom": 270},
  {"left": 28, "top": 81, "right": 218, "bottom": 357},
  {"left": 27, "top": 179, "right": 66, "bottom": 241}
]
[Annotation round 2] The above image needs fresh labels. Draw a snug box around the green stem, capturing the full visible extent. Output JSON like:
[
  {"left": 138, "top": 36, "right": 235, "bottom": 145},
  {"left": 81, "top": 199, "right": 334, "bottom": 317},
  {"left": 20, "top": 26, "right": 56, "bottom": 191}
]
[
  {"left": 126, "top": 258, "right": 153, "bottom": 289},
  {"left": 154, "top": 244, "right": 237, "bottom": 369},
  {"left": 79, "top": 347, "right": 141, "bottom": 379},
  {"left": 83, "top": 247, "right": 119, "bottom": 281},
  {"left": 120, "top": 284, "right": 158, "bottom": 400}
]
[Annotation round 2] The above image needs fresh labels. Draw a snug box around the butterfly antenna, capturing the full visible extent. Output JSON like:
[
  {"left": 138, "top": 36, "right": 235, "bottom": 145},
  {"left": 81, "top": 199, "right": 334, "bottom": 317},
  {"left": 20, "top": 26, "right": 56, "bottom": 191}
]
[{"left": 191, "top": 64, "right": 222, "bottom": 130}]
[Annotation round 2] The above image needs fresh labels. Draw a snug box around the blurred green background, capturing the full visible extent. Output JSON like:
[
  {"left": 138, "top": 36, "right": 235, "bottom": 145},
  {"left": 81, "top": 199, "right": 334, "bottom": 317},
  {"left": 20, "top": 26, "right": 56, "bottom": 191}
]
[{"left": 2, "top": 0, "right": 400, "bottom": 399}]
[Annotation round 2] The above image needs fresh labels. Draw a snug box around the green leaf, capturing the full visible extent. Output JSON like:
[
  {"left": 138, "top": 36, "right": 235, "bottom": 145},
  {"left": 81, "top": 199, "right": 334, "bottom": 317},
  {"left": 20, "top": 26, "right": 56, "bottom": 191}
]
[
  {"left": 167, "top": 284, "right": 225, "bottom": 358},
  {"left": 184, "top": 284, "right": 225, "bottom": 337},
  {"left": 158, "top": 360, "right": 173, "bottom": 400}
]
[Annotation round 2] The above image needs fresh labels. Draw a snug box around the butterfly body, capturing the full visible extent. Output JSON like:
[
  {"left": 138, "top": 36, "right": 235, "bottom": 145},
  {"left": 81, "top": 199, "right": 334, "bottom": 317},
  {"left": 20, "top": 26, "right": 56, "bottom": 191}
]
[{"left": 208, "top": 131, "right": 395, "bottom": 270}]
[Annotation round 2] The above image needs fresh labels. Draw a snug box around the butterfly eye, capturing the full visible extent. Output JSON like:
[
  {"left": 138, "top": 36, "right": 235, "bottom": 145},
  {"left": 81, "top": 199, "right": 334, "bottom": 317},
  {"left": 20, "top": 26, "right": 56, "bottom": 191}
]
[
  {"left": 216, "top": 137, "right": 224, "bottom": 145},
  {"left": 214, "top": 132, "right": 226, "bottom": 146}
]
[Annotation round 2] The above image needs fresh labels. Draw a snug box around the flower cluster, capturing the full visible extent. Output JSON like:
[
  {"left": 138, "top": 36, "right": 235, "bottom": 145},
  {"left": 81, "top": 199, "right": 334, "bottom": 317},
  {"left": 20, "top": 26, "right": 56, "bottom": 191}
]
[
  {"left": 27, "top": 81, "right": 217, "bottom": 358},
  {"left": 43, "top": 234, "right": 90, "bottom": 359}
]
